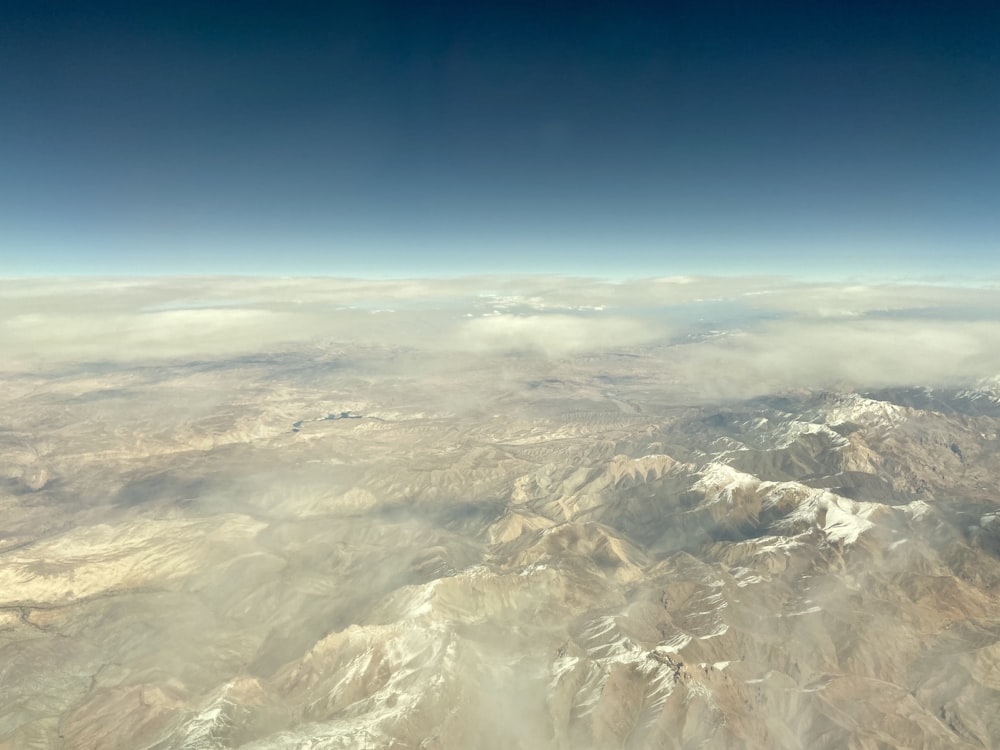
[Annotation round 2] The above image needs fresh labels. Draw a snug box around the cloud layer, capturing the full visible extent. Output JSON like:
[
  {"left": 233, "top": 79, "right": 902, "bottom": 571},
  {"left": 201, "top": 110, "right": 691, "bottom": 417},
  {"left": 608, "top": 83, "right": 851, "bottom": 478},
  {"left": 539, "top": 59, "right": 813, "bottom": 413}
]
[{"left": 3, "top": 276, "right": 999, "bottom": 398}]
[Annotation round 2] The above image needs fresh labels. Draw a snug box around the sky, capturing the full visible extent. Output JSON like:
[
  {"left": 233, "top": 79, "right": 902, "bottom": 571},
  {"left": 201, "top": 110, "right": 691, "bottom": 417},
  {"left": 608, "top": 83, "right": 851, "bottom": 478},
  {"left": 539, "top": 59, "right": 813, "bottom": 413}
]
[{"left": 2, "top": 1, "right": 999, "bottom": 279}]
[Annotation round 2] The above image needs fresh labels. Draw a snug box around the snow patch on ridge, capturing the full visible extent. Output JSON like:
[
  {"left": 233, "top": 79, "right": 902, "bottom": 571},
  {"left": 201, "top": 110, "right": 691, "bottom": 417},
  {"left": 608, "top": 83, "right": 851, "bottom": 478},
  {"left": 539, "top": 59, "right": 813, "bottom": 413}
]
[
  {"left": 695, "top": 462, "right": 759, "bottom": 505},
  {"left": 770, "top": 487, "right": 878, "bottom": 545},
  {"left": 822, "top": 393, "right": 909, "bottom": 431}
]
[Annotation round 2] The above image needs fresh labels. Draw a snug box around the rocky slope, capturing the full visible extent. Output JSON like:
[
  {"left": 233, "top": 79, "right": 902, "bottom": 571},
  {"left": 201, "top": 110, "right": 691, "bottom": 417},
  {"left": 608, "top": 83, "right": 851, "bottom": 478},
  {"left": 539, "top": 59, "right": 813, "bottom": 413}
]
[{"left": 2, "top": 353, "right": 1000, "bottom": 749}]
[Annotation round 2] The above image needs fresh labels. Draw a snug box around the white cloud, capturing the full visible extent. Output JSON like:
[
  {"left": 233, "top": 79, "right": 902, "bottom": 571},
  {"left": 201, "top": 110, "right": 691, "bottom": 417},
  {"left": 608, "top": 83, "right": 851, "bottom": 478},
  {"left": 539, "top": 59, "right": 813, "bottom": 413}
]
[
  {"left": 458, "top": 313, "right": 658, "bottom": 355},
  {"left": 2, "top": 276, "right": 998, "bottom": 395},
  {"left": 671, "top": 318, "right": 1000, "bottom": 399}
]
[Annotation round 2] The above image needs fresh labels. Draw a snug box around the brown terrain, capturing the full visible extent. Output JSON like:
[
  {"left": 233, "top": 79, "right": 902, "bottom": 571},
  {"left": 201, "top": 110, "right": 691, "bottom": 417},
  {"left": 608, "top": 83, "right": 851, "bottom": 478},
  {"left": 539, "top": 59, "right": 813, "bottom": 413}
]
[{"left": 2, "top": 279, "right": 1000, "bottom": 749}]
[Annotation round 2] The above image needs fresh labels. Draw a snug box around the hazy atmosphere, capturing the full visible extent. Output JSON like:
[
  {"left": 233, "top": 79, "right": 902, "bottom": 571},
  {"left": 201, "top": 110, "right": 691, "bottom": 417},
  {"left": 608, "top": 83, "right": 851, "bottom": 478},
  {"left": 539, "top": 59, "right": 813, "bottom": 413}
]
[
  {"left": 3, "top": 2, "right": 1000, "bottom": 749},
  {"left": 5, "top": 276, "right": 1000, "bottom": 394}
]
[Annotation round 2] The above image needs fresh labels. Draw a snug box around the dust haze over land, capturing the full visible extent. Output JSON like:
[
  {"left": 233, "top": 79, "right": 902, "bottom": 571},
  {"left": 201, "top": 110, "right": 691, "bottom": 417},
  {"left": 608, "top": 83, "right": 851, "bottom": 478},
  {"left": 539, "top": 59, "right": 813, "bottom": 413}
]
[
  {"left": 4, "top": 275, "right": 1000, "bottom": 389},
  {"left": 3, "top": 276, "right": 1000, "bottom": 748}
]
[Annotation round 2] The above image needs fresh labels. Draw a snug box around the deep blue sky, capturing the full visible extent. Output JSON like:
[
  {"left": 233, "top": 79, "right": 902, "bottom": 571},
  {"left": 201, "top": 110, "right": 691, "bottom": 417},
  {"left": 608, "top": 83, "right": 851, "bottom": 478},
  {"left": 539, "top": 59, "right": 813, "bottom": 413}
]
[{"left": 2, "top": 1, "right": 998, "bottom": 278}]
